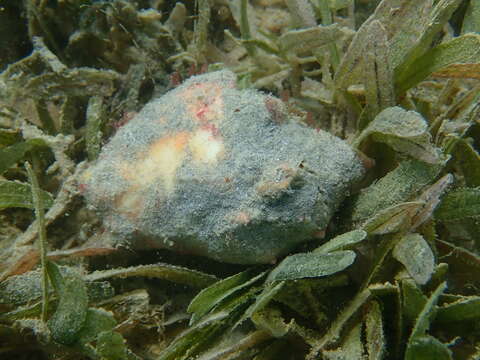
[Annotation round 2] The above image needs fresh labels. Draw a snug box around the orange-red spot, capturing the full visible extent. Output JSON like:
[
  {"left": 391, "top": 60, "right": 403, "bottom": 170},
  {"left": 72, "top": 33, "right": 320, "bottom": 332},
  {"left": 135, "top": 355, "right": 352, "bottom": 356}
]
[
  {"left": 196, "top": 104, "right": 209, "bottom": 121},
  {"left": 181, "top": 82, "right": 225, "bottom": 125}
]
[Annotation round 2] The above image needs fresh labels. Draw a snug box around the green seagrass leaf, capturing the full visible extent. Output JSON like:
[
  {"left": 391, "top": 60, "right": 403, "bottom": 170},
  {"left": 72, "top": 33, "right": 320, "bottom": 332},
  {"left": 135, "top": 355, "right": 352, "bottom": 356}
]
[
  {"left": 0, "top": 129, "right": 22, "bottom": 148},
  {"left": 0, "top": 139, "right": 47, "bottom": 175},
  {"left": 46, "top": 262, "right": 88, "bottom": 345},
  {"left": 75, "top": 308, "right": 117, "bottom": 345},
  {"left": 362, "top": 202, "right": 424, "bottom": 235},
  {"left": 314, "top": 230, "right": 367, "bottom": 254},
  {"left": 87, "top": 263, "right": 218, "bottom": 289},
  {"left": 462, "top": 0, "right": 480, "bottom": 34},
  {"left": 334, "top": 0, "right": 433, "bottom": 89},
  {"left": 436, "top": 296, "right": 480, "bottom": 323},
  {"left": 395, "top": 33, "right": 480, "bottom": 93},
  {"left": 321, "top": 322, "right": 364, "bottom": 360},
  {"left": 187, "top": 269, "right": 265, "bottom": 324},
  {"left": 0, "top": 180, "right": 53, "bottom": 210},
  {"left": 393, "top": 233, "right": 435, "bottom": 285},
  {"left": 362, "top": 20, "right": 395, "bottom": 123},
  {"left": 435, "top": 187, "right": 480, "bottom": 221},
  {"left": 233, "top": 281, "right": 285, "bottom": 329},
  {"left": 278, "top": 24, "right": 338, "bottom": 55},
  {"left": 365, "top": 300, "right": 385, "bottom": 360},
  {"left": 96, "top": 331, "right": 128, "bottom": 360},
  {"left": 394, "top": 0, "right": 462, "bottom": 90},
  {"left": 355, "top": 107, "right": 441, "bottom": 163},
  {"left": 405, "top": 335, "right": 452, "bottom": 360},
  {"left": 401, "top": 279, "right": 428, "bottom": 326},
  {"left": 351, "top": 160, "right": 442, "bottom": 226},
  {"left": 410, "top": 282, "right": 446, "bottom": 339},
  {"left": 453, "top": 140, "right": 480, "bottom": 187},
  {"left": 267, "top": 251, "right": 356, "bottom": 283}
]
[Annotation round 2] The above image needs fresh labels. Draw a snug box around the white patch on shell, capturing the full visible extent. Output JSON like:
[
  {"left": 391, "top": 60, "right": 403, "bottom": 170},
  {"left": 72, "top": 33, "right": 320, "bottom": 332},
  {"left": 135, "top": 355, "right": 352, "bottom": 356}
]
[{"left": 189, "top": 129, "right": 224, "bottom": 164}]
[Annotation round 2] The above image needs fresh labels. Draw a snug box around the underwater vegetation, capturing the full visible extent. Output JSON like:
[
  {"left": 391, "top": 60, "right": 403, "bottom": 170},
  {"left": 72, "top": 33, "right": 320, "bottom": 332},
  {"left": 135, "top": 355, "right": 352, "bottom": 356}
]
[{"left": 0, "top": 0, "right": 480, "bottom": 359}]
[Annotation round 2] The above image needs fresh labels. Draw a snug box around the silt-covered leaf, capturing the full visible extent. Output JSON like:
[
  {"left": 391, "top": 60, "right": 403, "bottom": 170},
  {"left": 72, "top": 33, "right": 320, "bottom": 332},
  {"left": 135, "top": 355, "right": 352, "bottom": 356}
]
[
  {"left": 327, "top": 0, "right": 353, "bottom": 11},
  {"left": 382, "top": 0, "right": 434, "bottom": 69},
  {"left": 251, "top": 306, "right": 318, "bottom": 346},
  {"left": 432, "top": 63, "right": 480, "bottom": 80},
  {"left": 355, "top": 107, "right": 441, "bottom": 163},
  {"left": 351, "top": 160, "right": 442, "bottom": 226},
  {"left": 0, "top": 139, "right": 47, "bottom": 175},
  {"left": 365, "top": 300, "right": 385, "bottom": 360},
  {"left": 307, "top": 286, "right": 391, "bottom": 358},
  {"left": 267, "top": 251, "right": 356, "bottom": 283},
  {"left": 233, "top": 281, "right": 285, "bottom": 329},
  {"left": 0, "top": 267, "right": 113, "bottom": 306},
  {"left": 86, "top": 263, "right": 218, "bottom": 289},
  {"left": 187, "top": 269, "right": 265, "bottom": 324},
  {"left": 362, "top": 201, "right": 424, "bottom": 235},
  {"left": 435, "top": 187, "right": 480, "bottom": 221},
  {"left": 334, "top": 0, "right": 433, "bottom": 89},
  {"left": 157, "top": 312, "right": 229, "bottom": 360},
  {"left": 405, "top": 335, "right": 452, "bottom": 360},
  {"left": 273, "top": 276, "right": 348, "bottom": 319},
  {"left": 75, "top": 308, "right": 133, "bottom": 360},
  {"left": 333, "top": 15, "right": 372, "bottom": 89},
  {"left": 437, "top": 240, "right": 480, "bottom": 293},
  {"left": 0, "top": 270, "right": 44, "bottom": 306},
  {"left": 409, "top": 282, "right": 446, "bottom": 339},
  {"left": 2, "top": 37, "right": 120, "bottom": 100},
  {"left": 301, "top": 77, "right": 333, "bottom": 105},
  {"left": 0, "top": 129, "right": 22, "bottom": 147},
  {"left": 47, "top": 261, "right": 89, "bottom": 345},
  {"left": 436, "top": 296, "right": 480, "bottom": 323},
  {"left": 85, "top": 96, "right": 106, "bottom": 161},
  {"left": 314, "top": 229, "right": 367, "bottom": 254},
  {"left": 401, "top": 279, "right": 428, "bottom": 326},
  {"left": 395, "top": 33, "right": 480, "bottom": 94},
  {"left": 278, "top": 24, "right": 339, "bottom": 55},
  {"left": 75, "top": 308, "right": 117, "bottom": 345},
  {"left": 410, "top": 174, "right": 453, "bottom": 230},
  {"left": 322, "top": 322, "right": 364, "bottom": 360},
  {"left": 393, "top": 233, "right": 435, "bottom": 285},
  {"left": 453, "top": 140, "right": 480, "bottom": 187},
  {"left": 96, "top": 331, "right": 128, "bottom": 360},
  {"left": 404, "top": 284, "right": 452, "bottom": 358},
  {"left": 251, "top": 306, "right": 292, "bottom": 339},
  {"left": 462, "top": 0, "right": 480, "bottom": 34},
  {"left": 0, "top": 180, "right": 53, "bottom": 210},
  {"left": 394, "top": 0, "right": 462, "bottom": 91},
  {"left": 362, "top": 168, "right": 452, "bottom": 235},
  {"left": 362, "top": 20, "right": 395, "bottom": 123}
]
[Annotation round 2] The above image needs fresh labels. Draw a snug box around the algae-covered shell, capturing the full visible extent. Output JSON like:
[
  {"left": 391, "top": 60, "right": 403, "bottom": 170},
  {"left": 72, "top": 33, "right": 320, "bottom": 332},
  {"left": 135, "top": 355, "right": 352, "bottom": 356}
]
[{"left": 82, "top": 70, "right": 364, "bottom": 264}]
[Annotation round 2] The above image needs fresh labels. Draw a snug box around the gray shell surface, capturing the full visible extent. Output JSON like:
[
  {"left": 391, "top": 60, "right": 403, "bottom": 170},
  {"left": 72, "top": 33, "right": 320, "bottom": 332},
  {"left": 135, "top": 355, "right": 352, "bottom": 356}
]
[{"left": 82, "top": 70, "right": 364, "bottom": 264}]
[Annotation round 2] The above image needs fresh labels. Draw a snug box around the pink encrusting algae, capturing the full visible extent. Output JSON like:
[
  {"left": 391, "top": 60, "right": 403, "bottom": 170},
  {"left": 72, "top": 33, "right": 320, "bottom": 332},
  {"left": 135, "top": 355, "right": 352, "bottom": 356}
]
[{"left": 81, "top": 70, "right": 364, "bottom": 264}]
